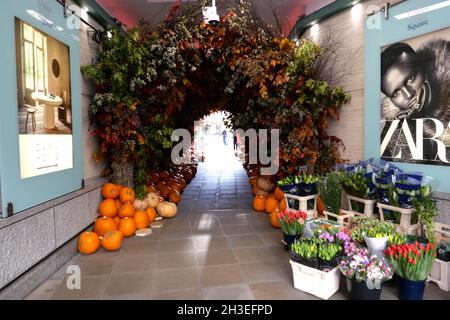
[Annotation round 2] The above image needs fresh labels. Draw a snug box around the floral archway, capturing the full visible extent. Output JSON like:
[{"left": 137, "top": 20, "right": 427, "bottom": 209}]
[{"left": 82, "top": 0, "right": 350, "bottom": 198}]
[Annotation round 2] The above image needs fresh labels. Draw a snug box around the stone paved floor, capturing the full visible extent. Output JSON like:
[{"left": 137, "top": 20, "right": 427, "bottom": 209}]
[{"left": 26, "top": 152, "right": 450, "bottom": 300}]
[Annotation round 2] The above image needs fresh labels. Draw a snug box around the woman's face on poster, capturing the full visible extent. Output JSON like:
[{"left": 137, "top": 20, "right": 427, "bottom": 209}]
[{"left": 381, "top": 59, "right": 426, "bottom": 112}]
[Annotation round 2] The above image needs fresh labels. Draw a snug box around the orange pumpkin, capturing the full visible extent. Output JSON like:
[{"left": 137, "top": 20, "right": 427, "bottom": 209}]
[
  {"left": 118, "top": 203, "right": 135, "bottom": 218},
  {"left": 77, "top": 231, "right": 100, "bottom": 254},
  {"left": 115, "top": 199, "right": 122, "bottom": 211},
  {"left": 101, "top": 183, "right": 119, "bottom": 199},
  {"left": 317, "top": 196, "right": 325, "bottom": 216},
  {"left": 169, "top": 190, "right": 181, "bottom": 204},
  {"left": 119, "top": 187, "right": 135, "bottom": 204},
  {"left": 93, "top": 216, "right": 118, "bottom": 236},
  {"left": 253, "top": 196, "right": 266, "bottom": 212},
  {"left": 98, "top": 199, "right": 118, "bottom": 218},
  {"left": 265, "top": 195, "right": 279, "bottom": 214},
  {"left": 249, "top": 176, "right": 259, "bottom": 187},
  {"left": 274, "top": 187, "right": 285, "bottom": 201},
  {"left": 279, "top": 198, "right": 287, "bottom": 211},
  {"left": 113, "top": 216, "right": 121, "bottom": 227},
  {"left": 146, "top": 207, "right": 157, "bottom": 223},
  {"left": 134, "top": 210, "right": 150, "bottom": 229},
  {"left": 119, "top": 217, "right": 137, "bottom": 237},
  {"left": 101, "top": 230, "right": 123, "bottom": 251},
  {"left": 270, "top": 209, "right": 281, "bottom": 229}
]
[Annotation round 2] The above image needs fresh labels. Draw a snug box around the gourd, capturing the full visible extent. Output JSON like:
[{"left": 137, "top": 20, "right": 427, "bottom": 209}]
[{"left": 157, "top": 201, "right": 178, "bottom": 218}]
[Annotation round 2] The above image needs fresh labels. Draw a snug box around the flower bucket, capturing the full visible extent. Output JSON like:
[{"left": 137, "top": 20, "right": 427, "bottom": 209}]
[
  {"left": 290, "top": 253, "right": 319, "bottom": 269},
  {"left": 347, "top": 279, "right": 382, "bottom": 300},
  {"left": 283, "top": 233, "right": 301, "bottom": 250},
  {"left": 279, "top": 184, "right": 298, "bottom": 195},
  {"left": 298, "top": 182, "right": 317, "bottom": 196},
  {"left": 398, "top": 277, "right": 425, "bottom": 300},
  {"left": 319, "top": 258, "right": 339, "bottom": 272},
  {"left": 364, "top": 236, "right": 389, "bottom": 258}
]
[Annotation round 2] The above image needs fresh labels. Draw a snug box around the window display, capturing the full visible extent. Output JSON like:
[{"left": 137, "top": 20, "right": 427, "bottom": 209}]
[{"left": 15, "top": 17, "right": 73, "bottom": 179}]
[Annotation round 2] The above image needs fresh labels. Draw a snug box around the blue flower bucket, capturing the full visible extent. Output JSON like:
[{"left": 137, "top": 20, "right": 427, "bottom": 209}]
[{"left": 398, "top": 277, "right": 425, "bottom": 300}]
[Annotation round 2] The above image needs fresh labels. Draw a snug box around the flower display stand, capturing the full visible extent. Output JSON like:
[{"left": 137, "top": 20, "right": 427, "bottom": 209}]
[
  {"left": 346, "top": 195, "right": 377, "bottom": 218},
  {"left": 376, "top": 203, "right": 420, "bottom": 235},
  {"left": 428, "top": 223, "right": 450, "bottom": 291},
  {"left": 290, "top": 259, "right": 341, "bottom": 300},
  {"left": 323, "top": 209, "right": 355, "bottom": 226},
  {"left": 284, "top": 193, "right": 318, "bottom": 220}
]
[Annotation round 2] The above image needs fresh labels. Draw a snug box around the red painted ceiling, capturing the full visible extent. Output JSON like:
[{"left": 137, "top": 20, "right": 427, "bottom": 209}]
[{"left": 95, "top": 0, "right": 334, "bottom": 36}]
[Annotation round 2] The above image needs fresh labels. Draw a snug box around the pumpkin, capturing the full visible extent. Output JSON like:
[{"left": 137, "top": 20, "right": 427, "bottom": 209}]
[
  {"left": 113, "top": 216, "right": 121, "bottom": 227},
  {"left": 119, "top": 187, "right": 135, "bottom": 204},
  {"left": 149, "top": 172, "right": 160, "bottom": 184},
  {"left": 265, "top": 195, "right": 279, "bottom": 214},
  {"left": 279, "top": 198, "right": 287, "bottom": 211},
  {"left": 169, "top": 190, "right": 181, "bottom": 204},
  {"left": 134, "top": 199, "right": 147, "bottom": 211},
  {"left": 115, "top": 199, "right": 122, "bottom": 211},
  {"left": 255, "top": 189, "right": 270, "bottom": 197},
  {"left": 253, "top": 196, "right": 266, "bottom": 212},
  {"left": 274, "top": 187, "right": 284, "bottom": 201},
  {"left": 270, "top": 209, "right": 281, "bottom": 229},
  {"left": 160, "top": 185, "right": 172, "bottom": 199},
  {"left": 169, "top": 182, "right": 183, "bottom": 193},
  {"left": 257, "top": 177, "right": 275, "bottom": 192},
  {"left": 146, "top": 207, "right": 157, "bottom": 223},
  {"left": 78, "top": 231, "right": 100, "bottom": 254},
  {"left": 157, "top": 201, "right": 178, "bottom": 218},
  {"left": 98, "top": 199, "right": 118, "bottom": 218},
  {"left": 157, "top": 181, "right": 167, "bottom": 192},
  {"left": 134, "top": 210, "right": 150, "bottom": 229},
  {"left": 145, "top": 192, "right": 160, "bottom": 208},
  {"left": 252, "top": 185, "right": 259, "bottom": 196},
  {"left": 160, "top": 171, "right": 170, "bottom": 181},
  {"left": 101, "top": 230, "right": 123, "bottom": 251},
  {"left": 118, "top": 217, "right": 137, "bottom": 237},
  {"left": 101, "top": 183, "right": 119, "bottom": 199},
  {"left": 317, "top": 196, "right": 325, "bottom": 216},
  {"left": 94, "top": 216, "right": 118, "bottom": 236},
  {"left": 119, "top": 203, "right": 135, "bottom": 218},
  {"left": 249, "top": 176, "right": 259, "bottom": 187}
]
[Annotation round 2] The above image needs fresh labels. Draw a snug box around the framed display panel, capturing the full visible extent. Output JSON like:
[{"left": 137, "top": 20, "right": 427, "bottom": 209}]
[
  {"left": 0, "top": 0, "right": 82, "bottom": 217},
  {"left": 365, "top": 0, "right": 450, "bottom": 193}
]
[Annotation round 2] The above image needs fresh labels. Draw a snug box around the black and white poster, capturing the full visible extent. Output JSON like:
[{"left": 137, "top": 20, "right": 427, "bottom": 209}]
[{"left": 380, "top": 27, "right": 450, "bottom": 165}]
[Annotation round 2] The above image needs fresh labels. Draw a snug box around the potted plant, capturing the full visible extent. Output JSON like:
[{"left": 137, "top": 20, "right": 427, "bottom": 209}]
[
  {"left": 384, "top": 242, "right": 437, "bottom": 300},
  {"left": 363, "top": 220, "right": 397, "bottom": 258},
  {"left": 298, "top": 174, "right": 319, "bottom": 196},
  {"left": 339, "top": 246, "right": 393, "bottom": 300},
  {"left": 276, "top": 209, "right": 307, "bottom": 248},
  {"left": 413, "top": 196, "right": 437, "bottom": 243},
  {"left": 317, "top": 172, "right": 344, "bottom": 217},
  {"left": 290, "top": 239, "right": 319, "bottom": 268},
  {"left": 318, "top": 242, "right": 343, "bottom": 271}
]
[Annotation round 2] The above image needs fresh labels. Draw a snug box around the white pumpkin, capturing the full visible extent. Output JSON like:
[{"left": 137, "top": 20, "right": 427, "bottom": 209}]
[
  {"left": 134, "top": 199, "right": 148, "bottom": 211},
  {"left": 157, "top": 201, "right": 177, "bottom": 218},
  {"left": 145, "top": 192, "right": 160, "bottom": 208}
]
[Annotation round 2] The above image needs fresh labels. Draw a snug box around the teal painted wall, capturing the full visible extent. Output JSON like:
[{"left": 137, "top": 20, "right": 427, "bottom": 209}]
[
  {"left": 0, "top": 0, "right": 83, "bottom": 217},
  {"left": 365, "top": 0, "right": 450, "bottom": 193}
]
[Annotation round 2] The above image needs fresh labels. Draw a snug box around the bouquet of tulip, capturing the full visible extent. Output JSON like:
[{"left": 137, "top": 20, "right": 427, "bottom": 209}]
[
  {"left": 384, "top": 242, "right": 436, "bottom": 281},
  {"left": 290, "top": 239, "right": 319, "bottom": 268},
  {"left": 339, "top": 246, "right": 393, "bottom": 285},
  {"left": 276, "top": 209, "right": 307, "bottom": 236}
]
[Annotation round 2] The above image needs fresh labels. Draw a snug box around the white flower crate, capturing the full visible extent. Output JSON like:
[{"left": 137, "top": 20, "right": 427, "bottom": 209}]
[
  {"left": 289, "top": 259, "right": 341, "bottom": 300},
  {"left": 376, "top": 202, "right": 420, "bottom": 235},
  {"left": 346, "top": 195, "right": 377, "bottom": 218},
  {"left": 428, "top": 223, "right": 450, "bottom": 291},
  {"left": 284, "top": 194, "right": 318, "bottom": 220}
]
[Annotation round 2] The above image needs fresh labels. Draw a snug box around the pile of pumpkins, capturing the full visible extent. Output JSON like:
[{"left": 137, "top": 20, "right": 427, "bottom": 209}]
[
  {"left": 248, "top": 172, "right": 287, "bottom": 230},
  {"left": 146, "top": 164, "right": 197, "bottom": 204}
]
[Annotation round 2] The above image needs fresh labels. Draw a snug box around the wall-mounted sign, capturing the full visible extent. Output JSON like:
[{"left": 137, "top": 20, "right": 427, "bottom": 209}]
[
  {"left": 380, "top": 26, "right": 450, "bottom": 165},
  {"left": 15, "top": 17, "right": 73, "bottom": 179}
]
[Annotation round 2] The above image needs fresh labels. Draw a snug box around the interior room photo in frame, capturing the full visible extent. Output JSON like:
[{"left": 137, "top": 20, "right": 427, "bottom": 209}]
[
  {"left": 380, "top": 26, "right": 450, "bottom": 166},
  {"left": 15, "top": 17, "right": 73, "bottom": 179}
]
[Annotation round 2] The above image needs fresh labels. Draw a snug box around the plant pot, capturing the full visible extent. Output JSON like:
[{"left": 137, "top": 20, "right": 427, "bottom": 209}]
[
  {"left": 364, "top": 236, "right": 389, "bottom": 258},
  {"left": 299, "top": 182, "right": 317, "bottom": 196},
  {"left": 319, "top": 257, "right": 339, "bottom": 271},
  {"left": 283, "top": 233, "right": 301, "bottom": 250},
  {"left": 347, "top": 279, "right": 382, "bottom": 300},
  {"left": 290, "top": 254, "right": 319, "bottom": 269},
  {"left": 279, "top": 184, "right": 298, "bottom": 195},
  {"left": 398, "top": 276, "right": 426, "bottom": 300}
]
